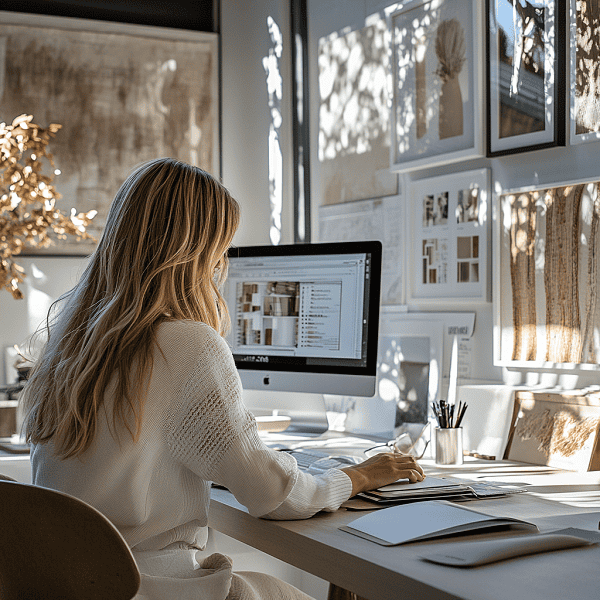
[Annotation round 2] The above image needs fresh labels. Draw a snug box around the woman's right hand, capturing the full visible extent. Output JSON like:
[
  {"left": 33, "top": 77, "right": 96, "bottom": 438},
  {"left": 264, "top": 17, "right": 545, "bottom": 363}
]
[{"left": 340, "top": 453, "right": 425, "bottom": 497}]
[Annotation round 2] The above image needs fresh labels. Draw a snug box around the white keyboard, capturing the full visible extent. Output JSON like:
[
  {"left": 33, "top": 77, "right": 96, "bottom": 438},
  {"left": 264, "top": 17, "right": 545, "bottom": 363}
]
[{"left": 282, "top": 448, "right": 361, "bottom": 472}]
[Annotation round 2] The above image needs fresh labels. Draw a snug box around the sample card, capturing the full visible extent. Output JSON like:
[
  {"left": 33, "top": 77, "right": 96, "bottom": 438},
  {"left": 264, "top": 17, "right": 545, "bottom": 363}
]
[{"left": 409, "top": 169, "right": 490, "bottom": 302}]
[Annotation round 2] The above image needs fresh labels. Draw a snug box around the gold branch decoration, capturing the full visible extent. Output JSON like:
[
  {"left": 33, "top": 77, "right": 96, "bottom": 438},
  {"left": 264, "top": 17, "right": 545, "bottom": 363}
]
[{"left": 0, "top": 114, "right": 97, "bottom": 299}]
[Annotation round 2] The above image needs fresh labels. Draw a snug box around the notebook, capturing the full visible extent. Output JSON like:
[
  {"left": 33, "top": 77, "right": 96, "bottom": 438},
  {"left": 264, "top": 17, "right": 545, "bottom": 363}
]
[{"left": 340, "top": 500, "right": 539, "bottom": 546}]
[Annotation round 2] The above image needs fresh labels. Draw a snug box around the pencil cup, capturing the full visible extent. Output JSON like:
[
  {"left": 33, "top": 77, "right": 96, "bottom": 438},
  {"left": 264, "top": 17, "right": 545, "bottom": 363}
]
[{"left": 435, "top": 427, "right": 463, "bottom": 466}]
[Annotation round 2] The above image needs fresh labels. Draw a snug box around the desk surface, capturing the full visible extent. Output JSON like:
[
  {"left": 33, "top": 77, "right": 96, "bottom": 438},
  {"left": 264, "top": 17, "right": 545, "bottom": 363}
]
[
  {"left": 209, "top": 457, "right": 600, "bottom": 600},
  {"left": 3, "top": 437, "right": 600, "bottom": 599}
]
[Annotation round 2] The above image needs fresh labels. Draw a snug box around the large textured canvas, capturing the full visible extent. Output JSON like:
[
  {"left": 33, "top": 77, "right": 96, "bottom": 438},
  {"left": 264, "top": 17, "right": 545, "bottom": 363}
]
[
  {"left": 497, "top": 180, "right": 600, "bottom": 367},
  {"left": 0, "top": 12, "right": 219, "bottom": 254}
]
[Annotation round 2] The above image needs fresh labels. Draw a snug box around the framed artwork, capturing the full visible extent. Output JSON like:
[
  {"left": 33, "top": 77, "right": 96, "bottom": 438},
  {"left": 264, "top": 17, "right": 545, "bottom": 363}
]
[
  {"left": 389, "top": 0, "right": 484, "bottom": 172},
  {"left": 486, "top": 0, "right": 566, "bottom": 156},
  {"left": 570, "top": 0, "right": 600, "bottom": 144},
  {"left": 506, "top": 391, "right": 600, "bottom": 471},
  {"left": 407, "top": 168, "right": 491, "bottom": 303},
  {"left": 495, "top": 178, "right": 600, "bottom": 368},
  {"left": 0, "top": 11, "right": 219, "bottom": 255}
]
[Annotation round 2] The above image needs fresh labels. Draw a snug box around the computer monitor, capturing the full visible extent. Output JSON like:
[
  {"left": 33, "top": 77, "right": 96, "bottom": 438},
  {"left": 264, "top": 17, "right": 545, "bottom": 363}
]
[{"left": 223, "top": 241, "right": 382, "bottom": 412}]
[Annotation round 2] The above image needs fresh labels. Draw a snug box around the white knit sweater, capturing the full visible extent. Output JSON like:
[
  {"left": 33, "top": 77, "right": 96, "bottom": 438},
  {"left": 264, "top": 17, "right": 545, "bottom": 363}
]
[{"left": 31, "top": 320, "right": 352, "bottom": 554}]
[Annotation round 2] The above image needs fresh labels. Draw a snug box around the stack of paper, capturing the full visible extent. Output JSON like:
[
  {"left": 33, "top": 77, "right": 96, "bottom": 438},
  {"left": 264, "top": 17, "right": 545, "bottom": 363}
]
[
  {"left": 358, "top": 477, "right": 527, "bottom": 506},
  {"left": 359, "top": 476, "right": 473, "bottom": 505}
]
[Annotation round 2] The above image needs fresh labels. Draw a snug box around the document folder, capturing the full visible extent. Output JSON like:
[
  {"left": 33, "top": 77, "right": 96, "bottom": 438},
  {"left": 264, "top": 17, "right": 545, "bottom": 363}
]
[{"left": 340, "top": 500, "right": 539, "bottom": 546}]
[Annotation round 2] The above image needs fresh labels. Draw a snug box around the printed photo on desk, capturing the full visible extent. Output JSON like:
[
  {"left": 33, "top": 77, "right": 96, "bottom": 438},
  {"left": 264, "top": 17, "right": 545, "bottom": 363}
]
[
  {"left": 505, "top": 390, "right": 600, "bottom": 471},
  {"left": 495, "top": 178, "right": 600, "bottom": 368},
  {"left": 325, "top": 308, "right": 443, "bottom": 439},
  {"left": 389, "top": 0, "right": 484, "bottom": 172},
  {"left": 407, "top": 168, "right": 491, "bottom": 303}
]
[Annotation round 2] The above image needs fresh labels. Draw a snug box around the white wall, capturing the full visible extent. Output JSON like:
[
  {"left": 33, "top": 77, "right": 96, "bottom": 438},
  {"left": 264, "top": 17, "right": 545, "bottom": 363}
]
[
  {"left": 0, "top": 257, "right": 89, "bottom": 385},
  {"left": 221, "top": 0, "right": 296, "bottom": 247},
  {"left": 214, "top": 3, "right": 334, "bottom": 598},
  {"left": 307, "top": 0, "right": 600, "bottom": 392}
]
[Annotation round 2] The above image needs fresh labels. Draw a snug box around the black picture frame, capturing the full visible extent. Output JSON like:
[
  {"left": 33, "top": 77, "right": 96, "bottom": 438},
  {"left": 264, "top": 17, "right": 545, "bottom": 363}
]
[{"left": 486, "top": 0, "right": 566, "bottom": 157}]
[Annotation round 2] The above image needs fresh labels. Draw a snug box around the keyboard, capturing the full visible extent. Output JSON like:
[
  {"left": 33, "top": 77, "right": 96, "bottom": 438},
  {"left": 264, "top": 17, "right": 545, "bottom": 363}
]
[{"left": 282, "top": 448, "right": 361, "bottom": 472}]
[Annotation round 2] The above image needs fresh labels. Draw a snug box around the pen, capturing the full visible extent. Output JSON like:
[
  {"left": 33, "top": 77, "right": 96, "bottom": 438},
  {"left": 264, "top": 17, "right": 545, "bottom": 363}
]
[
  {"left": 455, "top": 402, "right": 468, "bottom": 428},
  {"left": 432, "top": 400, "right": 467, "bottom": 428}
]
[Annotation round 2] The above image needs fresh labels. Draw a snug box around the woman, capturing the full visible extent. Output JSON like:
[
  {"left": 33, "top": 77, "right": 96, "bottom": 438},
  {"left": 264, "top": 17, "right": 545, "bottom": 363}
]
[{"left": 22, "top": 158, "right": 424, "bottom": 600}]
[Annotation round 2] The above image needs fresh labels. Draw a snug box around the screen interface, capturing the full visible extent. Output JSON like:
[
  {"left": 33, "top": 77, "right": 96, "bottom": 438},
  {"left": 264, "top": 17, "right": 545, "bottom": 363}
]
[{"left": 224, "top": 243, "right": 380, "bottom": 375}]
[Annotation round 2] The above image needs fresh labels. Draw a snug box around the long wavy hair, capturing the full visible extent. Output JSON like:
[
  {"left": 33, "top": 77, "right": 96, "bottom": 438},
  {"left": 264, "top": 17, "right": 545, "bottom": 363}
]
[{"left": 22, "top": 158, "right": 240, "bottom": 458}]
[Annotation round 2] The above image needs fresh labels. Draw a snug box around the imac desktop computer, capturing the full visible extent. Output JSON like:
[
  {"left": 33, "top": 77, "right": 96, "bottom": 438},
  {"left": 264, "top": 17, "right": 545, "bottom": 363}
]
[{"left": 223, "top": 240, "right": 382, "bottom": 434}]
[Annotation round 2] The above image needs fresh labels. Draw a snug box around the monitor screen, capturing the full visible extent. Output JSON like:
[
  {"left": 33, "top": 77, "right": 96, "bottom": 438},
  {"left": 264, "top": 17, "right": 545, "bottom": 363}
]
[{"left": 223, "top": 241, "right": 382, "bottom": 399}]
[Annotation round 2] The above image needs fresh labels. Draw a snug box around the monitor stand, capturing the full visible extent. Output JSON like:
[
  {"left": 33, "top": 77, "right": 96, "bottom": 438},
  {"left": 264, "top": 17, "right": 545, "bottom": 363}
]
[
  {"left": 243, "top": 389, "right": 329, "bottom": 436},
  {"left": 243, "top": 389, "right": 392, "bottom": 442}
]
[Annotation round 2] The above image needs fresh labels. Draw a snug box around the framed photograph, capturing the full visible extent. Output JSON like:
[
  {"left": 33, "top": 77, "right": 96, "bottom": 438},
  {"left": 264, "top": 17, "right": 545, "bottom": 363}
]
[
  {"left": 0, "top": 11, "right": 219, "bottom": 255},
  {"left": 506, "top": 391, "right": 600, "bottom": 471},
  {"left": 389, "top": 0, "right": 484, "bottom": 173},
  {"left": 486, "top": 0, "right": 566, "bottom": 156},
  {"left": 407, "top": 168, "right": 491, "bottom": 303},
  {"left": 495, "top": 178, "right": 600, "bottom": 368},
  {"left": 570, "top": 0, "right": 600, "bottom": 144}
]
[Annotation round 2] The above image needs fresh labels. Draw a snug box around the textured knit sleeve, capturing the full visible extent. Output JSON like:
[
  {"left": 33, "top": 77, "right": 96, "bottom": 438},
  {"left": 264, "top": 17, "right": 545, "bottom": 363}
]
[{"left": 165, "top": 324, "right": 352, "bottom": 520}]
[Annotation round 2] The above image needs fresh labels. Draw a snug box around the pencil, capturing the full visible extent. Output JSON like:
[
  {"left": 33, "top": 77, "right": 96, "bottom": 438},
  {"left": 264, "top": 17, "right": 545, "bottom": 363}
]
[{"left": 455, "top": 402, "right": 468, "bottom": 427}]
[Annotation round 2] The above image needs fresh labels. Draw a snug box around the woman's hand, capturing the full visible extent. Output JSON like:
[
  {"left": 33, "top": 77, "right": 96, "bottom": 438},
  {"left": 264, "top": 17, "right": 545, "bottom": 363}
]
[{"left": 340, "top": 453, "right": 425, "bottom": 497}]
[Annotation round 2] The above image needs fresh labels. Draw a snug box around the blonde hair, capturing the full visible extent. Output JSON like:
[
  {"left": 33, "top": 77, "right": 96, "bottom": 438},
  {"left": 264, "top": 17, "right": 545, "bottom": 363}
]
[{"left": 22, "top": 158, "right": 240, "bottom": 458}]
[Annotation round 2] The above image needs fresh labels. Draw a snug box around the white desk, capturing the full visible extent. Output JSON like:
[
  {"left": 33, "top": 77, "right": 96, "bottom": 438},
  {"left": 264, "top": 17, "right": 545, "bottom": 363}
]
[
  {"left": 4, "top": 443, "right": 600, "bottom": 599},
  {"left": 209, "top": 458, "right": 600, "bottom": 600}
]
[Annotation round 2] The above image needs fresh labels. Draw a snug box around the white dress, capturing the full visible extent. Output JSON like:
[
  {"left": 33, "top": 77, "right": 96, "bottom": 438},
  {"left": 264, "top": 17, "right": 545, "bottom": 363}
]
[{"left": 31, "top": 320, "right": 352, "bottom": 599}]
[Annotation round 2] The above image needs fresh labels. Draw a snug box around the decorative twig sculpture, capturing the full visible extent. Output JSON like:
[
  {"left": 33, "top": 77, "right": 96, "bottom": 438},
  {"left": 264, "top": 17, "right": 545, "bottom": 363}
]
[{"left": 0, "top": 114, "right": 96, "bottom": 299}]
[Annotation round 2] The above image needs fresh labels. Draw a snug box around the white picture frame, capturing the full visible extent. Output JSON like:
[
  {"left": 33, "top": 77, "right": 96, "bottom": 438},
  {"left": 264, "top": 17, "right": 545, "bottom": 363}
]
[
  {"left": 494, "top": 177, "right": 600, "bottom": 368},
  {"left": 407, "top": 168, "right": 491, "bottom": 303},
  {"left": 389, "top": 0, "right": 484, "bottom": 173}
]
